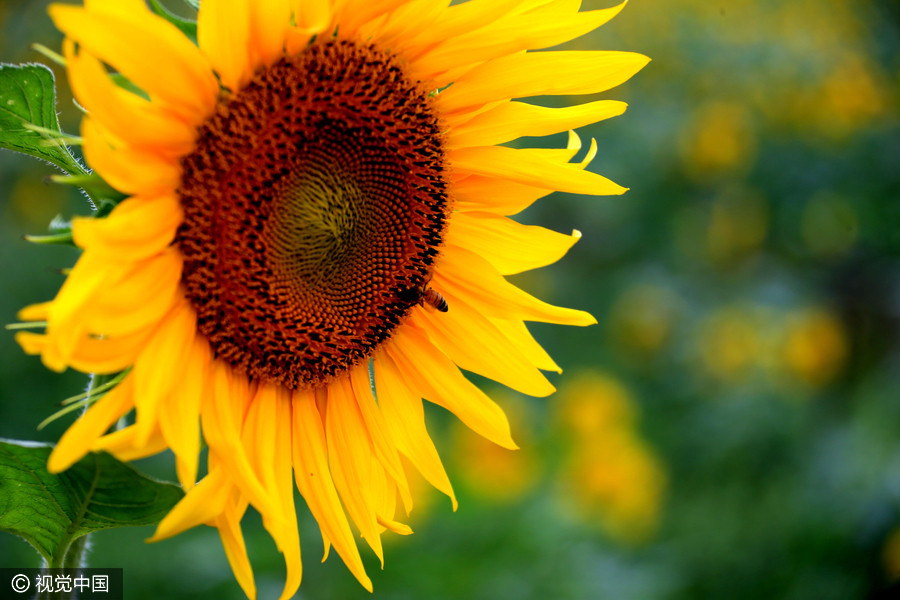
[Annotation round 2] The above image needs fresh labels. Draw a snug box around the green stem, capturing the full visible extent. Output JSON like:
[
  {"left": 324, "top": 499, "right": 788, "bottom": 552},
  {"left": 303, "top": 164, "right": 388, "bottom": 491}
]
[
  {"left": 40, "top": 534, "right": 89, "bottom": 600},
  {"left": 37, "top": 371, "right": 112, "bottom": 599},
  {"left": 61, "top": 534, "right": 89, "bottom": 570}
]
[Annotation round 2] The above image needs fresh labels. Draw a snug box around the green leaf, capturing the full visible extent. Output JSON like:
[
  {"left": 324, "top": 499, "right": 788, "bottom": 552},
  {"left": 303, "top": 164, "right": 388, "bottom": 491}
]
[
  {"left": 0, "top": 63, "right": 86, "bottom": 176},
  {"left": 184, "top": 0, "right": 200, "bottom": 11},
  {"left": 149, "top": 0, "right": 198, "bottom": 40},
  {"left": 0, "top": 439, "right": 184, "bottom": 567}
]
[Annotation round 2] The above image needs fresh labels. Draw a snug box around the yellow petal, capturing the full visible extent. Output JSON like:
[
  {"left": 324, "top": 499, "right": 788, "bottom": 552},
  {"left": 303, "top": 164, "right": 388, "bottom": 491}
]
[
  {"left": 159, "top": 336, "right": 211, "bottom": 490},
  {"left": 67, "top": 329, "right": 154, "bottom": 374},
  {"left": 291, "top": 0, "right": 332, "bottom": 30},
  {"left": 439, "top": 50, "right": 650, "bottom": 113},
  {"left": 448, "top": 99, "right": 626, "bottom": 149},
  {"left": 50, "top": 4, "right": 218, "bottom": 123},
  {"left": 131, "top": 299, "right": 197, "bottom": 446},
  {"left": 79, "top": 248, "right": 182, "bottom": 338},
  {"left": 452, "top": 174, "right": 550, "bottom": 216},
  {"left": 92, "top": 422, "right": 167, "bottom": 461},
  {"left": 446, "top": 211, "right": 582, "bottom": 275},
  {"left": 367, "top": 456, "right": 410, "bottom": 535},
  {"left": 450, "top": 144, "right": 627, "bottom": 196},
  {"left": 387, "top": 325, "right": 518, "bottom": 450},
  {"left": 348, "top": 363, "right": 412, "bottom": 512},
  {"left": 249, "top": 0, "right": 291, "bottom": 69},
  {"left": 151, "top": 466, "right": 232, "bottom": 542},
  {"left": 14, "top": 331, "right": 47, "bottom": 357},
  {"left": 71, "top": 195, "right": 182, "bottom": 261},
  {"left": 46, "top": 251, "right": 119, "bottom": 339},
  {"left": 373, "top": 351, "right": 457, "bottom": 509},
  {"left": 291, "top": 388, "right": 372, "bottom": 592},
  {"left": 64, "top": 41, "right": 196, "bottom": 156},
  {"left": 378, "top": 514, "right": 413, "bottom": 536},
  {"left": 408, "top": 295, "right": 555, "bottom": 397},
  {"left": 17, "top": 327, "right": 150, "bottom": 375},
  {"left": 358, "top": 0, "right": 449, "bottom": 55},
  {"left": 403, "top": 0, "right": 524, "bottom": 66},
  {"left": 433, "top": 245, "right": 597, "bottom": 326},
  {"left": 81, "top": 118, "right": 182, "bottom": 196},
  {"left": 324, "top": 375, "right": 385, "bottom": 565},
  {"left": 198, "top": 0, "right": 252, "bottom": 92},
  {"left": 200, "top": 361, "right": 277, "bottom": 521},
  {"left": 492, "top": 318, "right": 561, "bottom": 373},
  {"left": 285, "top": 0, "right": 332, "bottom": 55},
  {"left": 246, "top": 383, "right": 302, "bottom": 600},
  {"left": 331, "top": 0, "right": 408, "bottom": 37},
  {"left": 17, "top": 302, "right": 51, "bottom": 322},
  {"left": 420, "top": 1, "right": 625, "bottom": 79},
  {"left": 47, "top": 374, "right": 135, "bottom": 473},
  {"left": 216, "top": 498, "right": 257, "bottom": 600},
  {"left": 159, "top": 335, "right": 210, "bottom": 490}
]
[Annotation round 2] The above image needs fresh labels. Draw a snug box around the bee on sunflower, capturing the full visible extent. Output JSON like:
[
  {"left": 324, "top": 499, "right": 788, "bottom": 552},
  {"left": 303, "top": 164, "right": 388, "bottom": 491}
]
[{"left": 14, "top": 0, "right": 647, "bottom": 597}]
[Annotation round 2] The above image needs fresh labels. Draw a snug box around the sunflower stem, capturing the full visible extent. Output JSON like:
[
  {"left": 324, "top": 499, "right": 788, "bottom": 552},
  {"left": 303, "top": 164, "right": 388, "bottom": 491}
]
[
  {"left": 35, "top": 370, "right": 114, "bottom": 596},
  {"left": 41, "top": 529, "right": 89, "bottom": 599}
]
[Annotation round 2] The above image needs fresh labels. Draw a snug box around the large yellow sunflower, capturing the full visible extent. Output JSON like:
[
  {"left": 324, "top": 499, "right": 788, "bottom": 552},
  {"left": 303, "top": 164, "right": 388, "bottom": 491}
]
[{"left": 16, "top": 0, "right": 647, "bottom": 597}]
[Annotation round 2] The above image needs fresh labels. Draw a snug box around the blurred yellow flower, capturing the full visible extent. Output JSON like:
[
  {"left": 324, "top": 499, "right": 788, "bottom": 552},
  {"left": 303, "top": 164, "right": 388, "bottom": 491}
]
[
  {"left": 680, "top": 101, "right": 757, "bottom": 179},
  {"left": 560, "top": 433, "right": 666, "bottom": 544},
  {"left": 554, "top": 372, "right": 636, "bottom": 437},
  {"left": 452, "top": 394, "right": 540, "bottom": 503},
  {"left": 816, "top": 53, "right": 891, "bottom": 139},
  {"left": 607, "top": 283, "right": 681, "bottom": 360},
  {"left": 553, "top": 373, "right": 666, "bottom": 544},
  {"left": 697, "top": 306, "right": 767, "bottom": 383},
  {"left": 781, "top": 308, "right": 847, "bottom": 388},
  {"left": 883, "top": 526, "right": 900, "bottom": 581}
]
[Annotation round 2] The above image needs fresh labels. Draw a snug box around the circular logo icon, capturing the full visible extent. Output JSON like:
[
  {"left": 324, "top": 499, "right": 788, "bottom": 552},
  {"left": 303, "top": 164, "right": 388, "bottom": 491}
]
[{"left": 10, "top": 574, "right": 30, "bottom": 593}]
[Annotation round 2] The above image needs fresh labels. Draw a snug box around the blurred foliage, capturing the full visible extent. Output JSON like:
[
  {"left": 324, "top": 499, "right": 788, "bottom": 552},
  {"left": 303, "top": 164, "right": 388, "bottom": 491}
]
[{"left": 1, "top": 0, "right": 899, "bottom": 598}]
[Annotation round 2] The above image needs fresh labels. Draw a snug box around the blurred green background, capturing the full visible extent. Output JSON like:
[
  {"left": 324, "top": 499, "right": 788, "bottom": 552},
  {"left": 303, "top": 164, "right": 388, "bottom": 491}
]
[{"left": 2, "top": 0, "right": 899, "bottom": 598}]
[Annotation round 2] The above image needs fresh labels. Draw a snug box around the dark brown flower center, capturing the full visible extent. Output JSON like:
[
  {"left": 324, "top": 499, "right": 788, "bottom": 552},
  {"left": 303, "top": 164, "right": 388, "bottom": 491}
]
[{"left": 176, "top": 40, "right": 448, "bottom": 389}]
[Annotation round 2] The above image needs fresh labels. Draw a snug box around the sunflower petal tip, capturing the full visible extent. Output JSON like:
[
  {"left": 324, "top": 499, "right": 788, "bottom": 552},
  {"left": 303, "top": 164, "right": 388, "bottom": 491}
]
[
  {"left": 353, "top": 569, "right": 374, "bottom": 593},
  {"left": 46, "top": 449, "right": 75, "bottom": 474},
  {"left": 17, "top": 302, "right": 51, "bottom": 322},
  {"left": 146, "top": 522, "right": 175, "bottom": 544},
  {"left": 14, "top": 331, "right": 41, "bottom": 355},
  {"left": 42, "top": 356, "right": 68, "bottom": 373}
]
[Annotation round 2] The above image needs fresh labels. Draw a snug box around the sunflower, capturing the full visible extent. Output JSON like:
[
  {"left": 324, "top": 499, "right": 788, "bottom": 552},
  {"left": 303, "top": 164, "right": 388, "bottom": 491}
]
[{"left": 16, "top": 0, "right": 647, "bottom": 597}]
